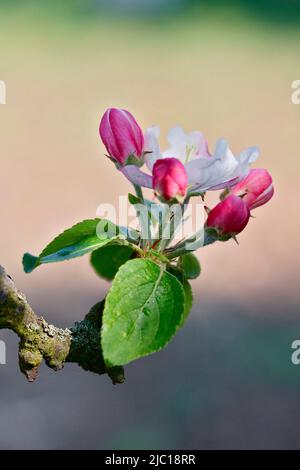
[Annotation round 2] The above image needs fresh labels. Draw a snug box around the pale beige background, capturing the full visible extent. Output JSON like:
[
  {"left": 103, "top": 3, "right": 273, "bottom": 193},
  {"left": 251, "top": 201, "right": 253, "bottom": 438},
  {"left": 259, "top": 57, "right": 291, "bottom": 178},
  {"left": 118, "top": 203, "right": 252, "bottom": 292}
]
[{"left": 0, "top": 5, "right": 299, "bottom": 449}]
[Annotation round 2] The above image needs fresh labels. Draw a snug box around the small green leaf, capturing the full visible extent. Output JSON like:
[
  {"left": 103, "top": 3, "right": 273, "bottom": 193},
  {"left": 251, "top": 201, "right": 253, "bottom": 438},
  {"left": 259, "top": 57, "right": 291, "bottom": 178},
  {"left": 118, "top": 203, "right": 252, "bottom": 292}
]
[
  {"left": 23, "top": 219, "right": 136, "bottom": 273},
  {"left": 128, "top": 193, "right": 141, "bottom": 205},
  {"left": 179, "top": 280, "right": 193, "bottom": 328},
  {"left": 101, "top": 258, "right": 185, "bottom": 366},
  {"left": 180, "top": 253, "right": 201, "bottom": 279},
  {"left": 91, "top": 244, "right": 135, "bottom": 281},
  {"left": 23, "top": 253, "right": 39, "bottom": 274}
]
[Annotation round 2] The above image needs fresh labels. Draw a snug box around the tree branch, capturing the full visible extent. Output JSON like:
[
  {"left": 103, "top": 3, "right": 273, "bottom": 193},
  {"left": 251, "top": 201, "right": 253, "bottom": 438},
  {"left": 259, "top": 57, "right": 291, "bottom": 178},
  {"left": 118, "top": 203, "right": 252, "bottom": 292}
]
[{"left": 0, "top": 265, "right": 124, "bottom": 384}]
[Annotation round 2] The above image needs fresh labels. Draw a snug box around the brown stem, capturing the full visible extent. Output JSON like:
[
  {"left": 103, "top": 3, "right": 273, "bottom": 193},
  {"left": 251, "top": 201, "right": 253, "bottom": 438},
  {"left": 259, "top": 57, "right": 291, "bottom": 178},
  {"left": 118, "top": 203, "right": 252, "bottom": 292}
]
[{"left": 0, "top": 265, "right": 124, "bottom": 384}]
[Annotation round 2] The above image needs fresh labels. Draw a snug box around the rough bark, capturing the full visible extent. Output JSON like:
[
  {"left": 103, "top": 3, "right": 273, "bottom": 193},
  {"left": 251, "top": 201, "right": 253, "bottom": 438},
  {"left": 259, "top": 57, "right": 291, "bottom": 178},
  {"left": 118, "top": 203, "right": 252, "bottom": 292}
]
[{"left": 0, "top": 265, "right": 124, "bottom": 384}]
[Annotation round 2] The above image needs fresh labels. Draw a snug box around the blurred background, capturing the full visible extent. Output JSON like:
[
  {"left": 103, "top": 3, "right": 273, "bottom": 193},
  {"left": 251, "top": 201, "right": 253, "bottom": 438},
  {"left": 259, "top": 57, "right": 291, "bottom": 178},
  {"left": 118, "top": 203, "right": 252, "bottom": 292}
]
[{"left": 0, "top": 0, "right": 300, "bottom": 450}]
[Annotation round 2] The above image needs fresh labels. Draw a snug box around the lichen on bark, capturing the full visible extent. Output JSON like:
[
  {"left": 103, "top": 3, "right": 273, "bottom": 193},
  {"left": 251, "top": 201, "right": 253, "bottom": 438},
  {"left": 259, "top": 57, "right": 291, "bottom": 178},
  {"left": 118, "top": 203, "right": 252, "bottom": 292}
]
[{"left": 0, "top": 265, "right": 124, "bottom": 384}]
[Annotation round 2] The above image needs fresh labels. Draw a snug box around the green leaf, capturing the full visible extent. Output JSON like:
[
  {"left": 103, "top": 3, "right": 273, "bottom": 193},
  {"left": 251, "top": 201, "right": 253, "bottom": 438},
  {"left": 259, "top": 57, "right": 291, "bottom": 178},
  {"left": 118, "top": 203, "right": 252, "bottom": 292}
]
[
  {"left": 180, "top": 253, "right": 201, "bottom": 279},
  {"left": 180, "top": 280, "right": 193, "bottom": 328},
  {"left": 166, "top": 267, "right": 193, "bottom": 328},
  {"left": 91, "top": 244, "right": 135, "bottom": 281},
  {"left": 23, "top": 218, "right": 135, "bottom": 273},
  {"left": 101, "top": 258, "right": 185, "bottom": 366},
  {"left": 23, "top": 253, "right": 39, "bottom": 274},
  {"left": 167, "top": 264, "right": 184, "bottom": 283},
  {"left": 128, "top": 193, "right": 141, "bottom": 205}
]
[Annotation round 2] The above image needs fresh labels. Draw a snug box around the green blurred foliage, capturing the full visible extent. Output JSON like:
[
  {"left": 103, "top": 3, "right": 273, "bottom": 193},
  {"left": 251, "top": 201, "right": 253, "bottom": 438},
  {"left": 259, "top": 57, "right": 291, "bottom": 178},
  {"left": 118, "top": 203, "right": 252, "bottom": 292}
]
[{"left": 1, "top": 0, "right": 300, "bottom": 25}]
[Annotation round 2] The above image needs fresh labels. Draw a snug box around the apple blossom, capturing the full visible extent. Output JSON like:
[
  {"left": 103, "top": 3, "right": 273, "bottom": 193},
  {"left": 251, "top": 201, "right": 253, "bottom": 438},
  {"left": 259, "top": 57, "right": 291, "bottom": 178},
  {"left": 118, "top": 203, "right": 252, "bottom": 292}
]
[
  {"left": 152, "top": 158, "right": 188, "bottom": 201},
  {"left": 143, "top": 126, "right": 259, "bottom": 193},
  {"left": 230, "top": 168, "right": 274, "bottom": 210},
  {"left": 99, "top": 108, "right": 144, "bottom": 166},
  {"left": 206, "top": 194, "right": 250, "bottom": 239}
]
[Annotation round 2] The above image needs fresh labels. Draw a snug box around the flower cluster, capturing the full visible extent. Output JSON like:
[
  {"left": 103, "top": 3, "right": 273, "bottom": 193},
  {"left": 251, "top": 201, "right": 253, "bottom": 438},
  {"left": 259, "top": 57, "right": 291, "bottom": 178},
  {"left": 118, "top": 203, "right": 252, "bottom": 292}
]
[
  {"left": 99, "top": 108, "right": 274, "bottom": 242},
  {"left": 21, "top": 107, "right": 275, "bottom": 374}
]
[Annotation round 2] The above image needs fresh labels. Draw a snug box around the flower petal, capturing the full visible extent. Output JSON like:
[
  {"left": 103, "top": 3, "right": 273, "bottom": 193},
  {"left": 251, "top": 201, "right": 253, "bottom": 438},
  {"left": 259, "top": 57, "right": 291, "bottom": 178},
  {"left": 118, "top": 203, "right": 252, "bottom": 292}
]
[
  {"left": 121, "top": 165, "right": 153, "bottom": 188},
  {"left": 186, "top": 139, "right": 236, "bottom": 190},
  {"left": 143, "top": 126, "right": 162, "bottom": 171},
  {"left": 186, "top": 139, "right": 260, "bottom": 192},
  {"left": 163, "top": 127, "right": 210, "bottom": 164},
  {"left": 186, "top": 131, "right": 211, "bottom": 159},
  {"left": 162, "top": 127, "right": 188, "bottom": 163}
]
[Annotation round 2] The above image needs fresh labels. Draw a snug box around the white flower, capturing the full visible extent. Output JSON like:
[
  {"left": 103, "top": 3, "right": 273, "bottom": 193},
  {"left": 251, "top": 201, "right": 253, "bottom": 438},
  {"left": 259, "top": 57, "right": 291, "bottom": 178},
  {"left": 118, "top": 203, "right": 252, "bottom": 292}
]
[{"left": 144, "top": 126, "right": 259, "bottom": 193}]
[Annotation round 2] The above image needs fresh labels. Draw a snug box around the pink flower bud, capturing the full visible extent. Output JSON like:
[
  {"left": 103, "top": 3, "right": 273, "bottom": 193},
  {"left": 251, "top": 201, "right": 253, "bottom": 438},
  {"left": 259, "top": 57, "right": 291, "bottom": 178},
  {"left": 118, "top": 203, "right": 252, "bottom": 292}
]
[
  {"left": 230, "top": 168, "right": 274, "bottom": 210},
  {"left": 99, "top": 108, "right": 144, "bottom": 165},
  {"left": 206, "top": 194, "right": 250, "bottom": 238},
  {"left": 152, "top": 158, "right": 188, "bottom": 201}
]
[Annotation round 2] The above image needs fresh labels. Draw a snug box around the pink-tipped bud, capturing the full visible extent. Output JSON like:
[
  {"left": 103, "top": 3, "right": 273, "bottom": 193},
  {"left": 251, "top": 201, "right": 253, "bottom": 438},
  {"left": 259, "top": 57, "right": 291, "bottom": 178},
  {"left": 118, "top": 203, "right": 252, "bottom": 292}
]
[
  {"left": 99, "top": 108, "right": 144, "bottom": 166},
  {"left": 230, "top": 168, "right": 274, "bottom": 210},
  {"left": 152, "top": 158, "right": 188, "bottom": 201},
  {"left": 206, "top": 194, "right": 250, "bottom": 239}
]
